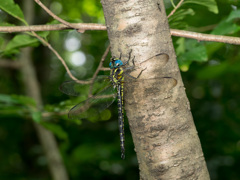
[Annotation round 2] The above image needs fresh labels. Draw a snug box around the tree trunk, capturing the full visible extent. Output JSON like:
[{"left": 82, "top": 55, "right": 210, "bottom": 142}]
[
  {"left": 20, "top": 0, "right": 69, "bottom": 179},
  {"left": 101, "top": 0, "right": 210, "bottom": 179}
]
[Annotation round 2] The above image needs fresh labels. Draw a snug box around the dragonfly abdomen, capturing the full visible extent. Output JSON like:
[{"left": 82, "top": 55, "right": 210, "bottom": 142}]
[{"left": 117, "top": 83, "right": 125, "bottom": 159}]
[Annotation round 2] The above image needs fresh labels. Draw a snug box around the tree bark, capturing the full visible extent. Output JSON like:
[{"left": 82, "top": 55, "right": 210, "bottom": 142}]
[
  {"left": 20, "top": 0, "right": 69, "bottom": 179},
  {"left": 101, "top": 0, "right": 210, "bottom": 179}
]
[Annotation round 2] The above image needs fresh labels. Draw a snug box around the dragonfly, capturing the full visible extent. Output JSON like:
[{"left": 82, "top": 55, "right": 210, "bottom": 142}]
[{"left": 59, "top": 51, "right": 141, "bottom": 159}]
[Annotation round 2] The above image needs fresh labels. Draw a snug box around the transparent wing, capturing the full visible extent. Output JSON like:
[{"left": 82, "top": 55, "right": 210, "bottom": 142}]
[
  {"left": 68, "top": 85, "right": 117, "bottom": 120},
  {"left": 59, "top": 75, "right": 110, "bottom": 97}
]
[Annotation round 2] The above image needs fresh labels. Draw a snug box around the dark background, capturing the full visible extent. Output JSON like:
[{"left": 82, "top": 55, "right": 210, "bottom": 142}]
[{"left": 0, "top": 0, "right": 240, "bottom": 179}]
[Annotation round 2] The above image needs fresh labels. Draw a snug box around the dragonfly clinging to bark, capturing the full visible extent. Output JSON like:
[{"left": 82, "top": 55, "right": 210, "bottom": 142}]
[{"left": 59, "top": 50, "right": 140, "bottom": 159}]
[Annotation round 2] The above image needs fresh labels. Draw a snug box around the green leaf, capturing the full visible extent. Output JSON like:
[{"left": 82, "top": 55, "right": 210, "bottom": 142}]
[
  {"left": 169, "top": 9, "right": 195, "bottom": 21},
  {"left": 41, "top": 122, "right": 68, "bottom": 140},
  {"left": 0, "top": 94, "right": 37, "bottom": 117},
  {"left": 169, "top": 8, "right": 195, "bottom": 29},
  {"left": 11, "top": 94, "right": 36, "bottom": 107},
  {"left": 0, "top": 94, "right": 19, "bottom": 104},
  {"left": 226, "top": 10, "right": 240, "bottom": 22},
  {"left": 184, "top": 0, "right": 218, "bottom": 14},
  {"left": 0, "top": 94, "right": 36, "bottom": 107},
  {"left": 177, "top": 39, "right": 208, "bottom": 71},
  {"left": 0, "top": 22, "right": 16, "bottom": 26},
  {"left": 211, "top": 10, "right": 240, "bottom": 35},
  {"left": 170, "top": 0, "right": 176, "bottom": 8},
  {"left": 0, "top": 104, "right": 27, "bottom": 116},
  {"left": 211, "top": 18, "right": 240, "bottom": 35},
  {"left": 176, "top": 38, "right": 185, "bottom": 55},
  {"left": 37, "top": 31, "right": 50, "bottom": 39},
  {"left": 31, "top": 111, "right": 42, "bottom": 123},
  {"left": 4, "top": 34, "right": 39, "bottom": 55},
  {"left": 0, "top": 0, "right": 27, "bottom": 24},
  {"left": 211, "top": 21, "right": 240, "bottom": 35}
]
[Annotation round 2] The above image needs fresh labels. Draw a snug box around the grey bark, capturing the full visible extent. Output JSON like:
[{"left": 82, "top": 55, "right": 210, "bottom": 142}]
[
  {"left": 101, "top": 0, "right": 210, "bottom": 179},
  {"left": 20, "top": 0, "right": 69, "bottom": 179}
]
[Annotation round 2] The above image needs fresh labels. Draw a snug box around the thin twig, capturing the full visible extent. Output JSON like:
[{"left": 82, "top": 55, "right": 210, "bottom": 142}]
[
  {"left": 34, "top": 0, "right": 74, "bottom": 29},
  {"left": 29, "top": 31, "right": 89, "bottom": 83},
  {"left": 0, "top": 24, "right": 239, "bottom": 45},
  {"left": 171, "top": 29, "right": 240, "bottom": 45},
  {"left": 34, "top": 0, "right": 91, "bottom": 33},
  {"left": 0, "top": 23, "right": 106, "bottom": 32},
  {"left": 92, "top": 45, "right": 111, "bottom": 80},
  {"left": 170, "top": 0, "right": 176, "bottom": 8},
  {"left": 42, "top": 111, "right": 67, "bottom": 118},
  {"left": 100, "top": 67, "right": 111, "bottom": 71},
  {"left": 72, "top": 46, "right": 112, "bottom": 117},
  {"left": 168, "top": 0, "right": 184, "bottom": 18},
  {"left": 0, "top": 60, "right": 21, "bottom": 69},
  {"left": 88, "top": 45, "right": 111, "bottom": 97}
]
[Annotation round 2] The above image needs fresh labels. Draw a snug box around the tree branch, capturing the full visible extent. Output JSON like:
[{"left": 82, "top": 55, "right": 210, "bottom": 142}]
[
  {"left": 0, "top": 23, "right": 106, "bottom": 32},
  {"left": 88, "top": 45, "right": 110, "bottom": 97},
  {"left": 0, "top": 24, "right": 239, "bottom": 45},
  {"left": 91, "top": 45, "right": 110, "bottom": 81},
  {"left": 21, "top": 0, "right": 69, "bottom": 179},
  {"left": 171, "top": 29, "right": 240, "bottom": 45},
  {"left": 34, "top": 0, "right": 76, "bottom": 30},
  {"left": 168, "top": 0, "right": 184, "bottom": 18},
  {"left": 0, "top": 60, "right": 21, "bottom": 69},
  {"left": 29, "top": 31, "right": 90, "bottom": 83}
]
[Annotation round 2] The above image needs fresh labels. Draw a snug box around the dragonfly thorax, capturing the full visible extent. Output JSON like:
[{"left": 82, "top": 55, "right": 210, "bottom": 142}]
[{"left": 111, "top": 66, "right": 124, "bottom": 86}]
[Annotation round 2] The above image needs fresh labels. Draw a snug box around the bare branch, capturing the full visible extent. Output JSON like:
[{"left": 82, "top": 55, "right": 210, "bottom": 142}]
[
  {"left": 168, "top": 0, "right": 184, "bottom": 18},
  {"left": 92, "top": 45, "right": 111, "bottom": 81},
  {"left": 0, "top": 24, "right": 239, "bottom": 45},
  {"left": 34, "top": 0, "right": 96, "bottom": 33},
  {"left": 100, "top": 67, "right": 111, "bottom": 71},
  {"left": 29, "top": 31, "right": 88, "bottom": 83},
  {"left": 34, "top": 0, "right": 74, "bottom": 29},
  {"left": 88, "top": 45, "right": 111, "bottom": 97},
  {"left": 0, "top": 23, "right": 106, "bottom": 32},
  {"left": 171, "top": 29, "right": 240, "bottom": 45},
  {"left": 42, "top": 111, "right": 67, "bottom": 118},
  {"left": 0, "top": 60, "right": 21, "bottom": 69}
]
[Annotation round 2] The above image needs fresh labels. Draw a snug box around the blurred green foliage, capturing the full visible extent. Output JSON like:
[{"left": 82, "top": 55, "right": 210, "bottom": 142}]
[{"left": 1, "top": 0, "right": 240, "bottom": 179}]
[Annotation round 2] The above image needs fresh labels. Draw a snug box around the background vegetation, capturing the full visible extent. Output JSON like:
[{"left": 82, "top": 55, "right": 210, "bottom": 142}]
[{"left": 0, "top": 0, "right": 240, "bottom": 179}]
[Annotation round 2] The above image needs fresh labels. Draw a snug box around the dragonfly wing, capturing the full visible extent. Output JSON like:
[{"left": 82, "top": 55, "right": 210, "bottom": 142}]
[
  {"left": 59, "top": 75, "right": 110, "bottom": 96},
  {"left": 59, "top": 80, "right": 86, "bottom": 96},
  {"left": 68, "top": 85, "right": 117, "bottom": 120}
]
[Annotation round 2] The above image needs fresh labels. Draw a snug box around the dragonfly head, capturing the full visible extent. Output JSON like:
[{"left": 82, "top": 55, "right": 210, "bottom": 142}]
[{"left": 109, "top": 57, "right": 123, "bottom": 69}]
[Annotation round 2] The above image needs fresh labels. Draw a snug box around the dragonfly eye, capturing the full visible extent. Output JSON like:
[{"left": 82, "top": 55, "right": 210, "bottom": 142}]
[
  {"left": 114, "top": 60, "right": 123, "bottom": 68},
  {"left": 109, "top": 62, "right": 114, "bottom": 69}
]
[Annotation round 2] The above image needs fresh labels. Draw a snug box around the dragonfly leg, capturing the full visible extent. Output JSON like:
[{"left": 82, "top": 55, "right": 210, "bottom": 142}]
[
  {"left": 131, "top": 55, "right": 136, "bottom": 67},
  {"left": 122, "top": 49, "right": 134, "bottom": 66},
  {"left": 124, "top": 65, "right": 146, "bottom": 80}
]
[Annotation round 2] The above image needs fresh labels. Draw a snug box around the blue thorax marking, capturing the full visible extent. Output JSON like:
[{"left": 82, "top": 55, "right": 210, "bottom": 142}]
[{"left": 109, "top": 59, "right": 123, "bottom": 69}]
